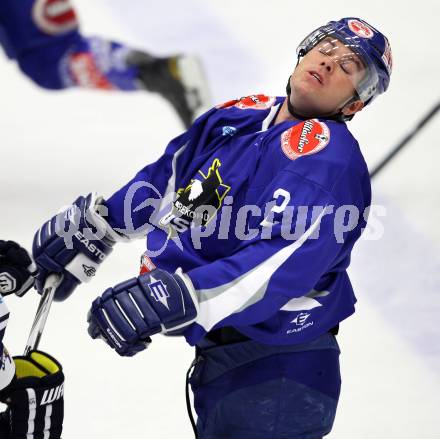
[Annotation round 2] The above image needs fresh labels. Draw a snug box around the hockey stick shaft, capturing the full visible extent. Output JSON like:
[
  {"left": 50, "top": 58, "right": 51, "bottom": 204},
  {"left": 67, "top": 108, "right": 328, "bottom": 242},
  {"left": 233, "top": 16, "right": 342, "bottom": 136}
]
[
  {"left": 24, "top": 274, "right": 61, "bottom": 355},
  {"left": 370, "top": 101, "right": 440, "bottom": 179}
]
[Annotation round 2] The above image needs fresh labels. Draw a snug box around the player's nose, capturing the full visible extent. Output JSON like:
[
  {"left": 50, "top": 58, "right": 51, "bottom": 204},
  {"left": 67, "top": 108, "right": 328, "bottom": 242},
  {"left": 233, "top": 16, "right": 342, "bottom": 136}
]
[{"left": 320, "top": 60, "right": 333, "bottom": 74}]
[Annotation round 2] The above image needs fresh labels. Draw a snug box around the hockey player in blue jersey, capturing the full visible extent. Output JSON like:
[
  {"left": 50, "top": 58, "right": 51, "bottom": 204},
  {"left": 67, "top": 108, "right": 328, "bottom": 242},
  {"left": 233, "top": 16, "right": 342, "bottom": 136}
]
[
  {"left": 0, "top": 0, "right": 209, "bottom": 128},
  {"left": 0, "top": 241, "right": 65, "bottom": 438},
  {"left": 32, "top": 17, "right": 392, "bottom": 438}
]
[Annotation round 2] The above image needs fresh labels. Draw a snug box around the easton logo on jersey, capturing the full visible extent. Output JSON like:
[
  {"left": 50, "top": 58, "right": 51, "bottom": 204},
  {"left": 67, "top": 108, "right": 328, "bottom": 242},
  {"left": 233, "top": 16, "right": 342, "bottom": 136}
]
[
  {"left": 32, "top": 0, "right": 79, "bottom": 35},
  {"left": 291, "top": 312, "right": 311, "bottom": 326},
  {"left": 160, "top": 158, "right": 231, "bottom": 235},
  {"left": 281, "top": 119, "right": 330, "bottom": 161},
  {"left": 218, "top": 95, "right": 276, "bottom": 110}
]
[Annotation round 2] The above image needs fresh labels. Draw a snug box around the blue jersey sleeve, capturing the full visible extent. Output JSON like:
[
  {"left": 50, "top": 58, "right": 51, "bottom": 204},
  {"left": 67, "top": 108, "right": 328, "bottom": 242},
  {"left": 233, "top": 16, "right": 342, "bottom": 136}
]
[
  {"left": 105, "top": 108, "right": 219, "bottom": 237},
  {"left": 0, "top": 0, "right": 140, "bottom": 90}
]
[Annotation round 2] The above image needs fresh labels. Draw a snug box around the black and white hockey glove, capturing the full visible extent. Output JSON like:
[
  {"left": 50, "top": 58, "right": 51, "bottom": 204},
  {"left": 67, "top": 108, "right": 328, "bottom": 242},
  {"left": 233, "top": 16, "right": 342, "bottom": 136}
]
[
  {"left": 32, "top": 193, "right": 123, "bottom": 301},
  {"left": 0, "top": 350, "right": 64, "bottom": 439},
  {"left": 0, "top": 241, "right": 37, "bottom": 297}
]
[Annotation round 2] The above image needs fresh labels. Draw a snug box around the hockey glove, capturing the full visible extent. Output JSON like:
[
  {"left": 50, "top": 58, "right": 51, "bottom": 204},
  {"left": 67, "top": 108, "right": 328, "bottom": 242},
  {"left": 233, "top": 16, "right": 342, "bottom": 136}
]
[
  {"left": 32, "top": 193, "right": 121, "bottom": 301},
  {"left": 87, "top": 268, "right": 198, "bottom": 356},
  {"left": 0, "top": 241, "right": 37, "bottom": 297},
  {"left": 0, "top": 350, "right": 64, "bottom": 439}
]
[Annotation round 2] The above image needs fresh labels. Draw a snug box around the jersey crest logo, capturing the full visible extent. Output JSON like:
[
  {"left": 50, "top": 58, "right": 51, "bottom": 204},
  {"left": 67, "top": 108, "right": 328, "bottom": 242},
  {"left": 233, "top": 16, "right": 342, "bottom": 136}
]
[
  {"left": 281, "top": 119, "right": 330, "bottom": 161},
  {"left": 348, "top": 19, "right": 374, "bottom": 39},
  {"left": 217, "top": 95, "right": 276, "bottom": 110},
  {"left": 160, "top": 158, "right": 231, "bottom": 236},
  {"left": 32, "top": 0, "right": 79, "bottom": 35}
]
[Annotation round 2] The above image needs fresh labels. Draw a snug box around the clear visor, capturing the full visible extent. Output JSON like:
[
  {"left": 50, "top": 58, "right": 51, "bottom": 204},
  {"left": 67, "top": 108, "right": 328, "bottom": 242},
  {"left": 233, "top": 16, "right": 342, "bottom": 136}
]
[{"left": 298, "top": 29, "right": 379, "bottom": 103}]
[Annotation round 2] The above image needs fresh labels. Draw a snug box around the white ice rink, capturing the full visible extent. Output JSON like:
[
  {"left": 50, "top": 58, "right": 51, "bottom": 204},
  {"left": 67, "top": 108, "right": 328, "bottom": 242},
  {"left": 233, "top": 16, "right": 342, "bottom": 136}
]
[{"left": 1, "top": 1, "right": 440, "bottom": 437}]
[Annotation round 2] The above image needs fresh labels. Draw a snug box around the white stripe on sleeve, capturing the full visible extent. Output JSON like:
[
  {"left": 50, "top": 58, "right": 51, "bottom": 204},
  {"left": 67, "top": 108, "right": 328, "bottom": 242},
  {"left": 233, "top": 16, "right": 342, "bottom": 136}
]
[{"left": 195, "top": 209, "right": 328, "bottom": 332}]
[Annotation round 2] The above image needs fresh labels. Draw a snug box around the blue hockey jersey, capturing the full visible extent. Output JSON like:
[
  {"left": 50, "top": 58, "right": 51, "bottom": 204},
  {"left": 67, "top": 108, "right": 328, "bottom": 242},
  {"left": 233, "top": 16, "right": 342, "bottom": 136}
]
[
  {"left": 105, "top": 95, "right": 371, "bottom": 346},
  {"left": 0, "top": 0, "right": 138, "bottom": 90}
]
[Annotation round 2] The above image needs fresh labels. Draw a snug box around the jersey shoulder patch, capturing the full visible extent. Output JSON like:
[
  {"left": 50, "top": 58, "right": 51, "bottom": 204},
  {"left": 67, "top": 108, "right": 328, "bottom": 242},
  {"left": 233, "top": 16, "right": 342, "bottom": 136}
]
[
  {"left": 32, "top": 0, "right": 79, "bottom": 35},
  {"left": 280, "top": 119, "right": 331, "bottom": 161},
  {"left": 217, "top": 94, "right": 276, "bottom": 110}
]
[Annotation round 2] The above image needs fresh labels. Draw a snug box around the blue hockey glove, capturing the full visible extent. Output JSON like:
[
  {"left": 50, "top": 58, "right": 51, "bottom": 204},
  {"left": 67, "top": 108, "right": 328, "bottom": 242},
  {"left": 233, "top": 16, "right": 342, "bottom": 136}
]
[
  {"left": 87, "top": 268, "right": 199, "bottom": 356},
  {"left": 32, "top": 193, "right": 122, "bottom": 301},
  {"left": 0, "top": 241, "right": 37, "bottom": 297}
]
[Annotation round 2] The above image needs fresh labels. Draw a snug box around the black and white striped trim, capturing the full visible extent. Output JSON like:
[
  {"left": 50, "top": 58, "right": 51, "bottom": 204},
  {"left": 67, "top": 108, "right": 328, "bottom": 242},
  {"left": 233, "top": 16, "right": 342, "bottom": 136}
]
[{"left": 24, "top": 389, "right": 54, "bottom": 439}]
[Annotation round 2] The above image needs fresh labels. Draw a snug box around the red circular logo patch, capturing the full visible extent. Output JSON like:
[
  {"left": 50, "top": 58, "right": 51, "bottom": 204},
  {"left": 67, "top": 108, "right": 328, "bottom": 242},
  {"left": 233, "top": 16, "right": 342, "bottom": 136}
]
[
  {"left": 235, "top": 95, "right": 276, "bottom": 110},
  {"left": 217, "top": 99, "right": 240, "bottom": 109},
  {"left": 348, "top": 19, "right": 374, "bottom": 39},
  {"left": 281, "top": 119, "right": 330, "bottom": 161},
  {"left": 32, "top": 0, "right": 78, "bottom": 35}
]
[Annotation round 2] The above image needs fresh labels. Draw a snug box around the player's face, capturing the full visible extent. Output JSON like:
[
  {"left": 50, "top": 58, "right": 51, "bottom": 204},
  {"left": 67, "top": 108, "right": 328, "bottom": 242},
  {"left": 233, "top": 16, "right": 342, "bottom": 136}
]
[{"left": 290, "top": 37, "right": 366, "bottom": 117}]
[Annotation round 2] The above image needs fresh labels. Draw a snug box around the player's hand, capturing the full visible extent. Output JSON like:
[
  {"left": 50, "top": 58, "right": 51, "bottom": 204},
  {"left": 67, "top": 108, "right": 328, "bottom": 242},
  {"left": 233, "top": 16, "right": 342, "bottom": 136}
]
[
  {"left": 87, "top": 268, "right": 199, "bottom": 356},
  {"left": 0, "top": 241, "right": 37, "bottom": 297},
  {"left": 0, "top": 350, "right": 64, "bottom": 439},
  {"left": 32, "top": 193, "right": 118, "bottom": 301}
]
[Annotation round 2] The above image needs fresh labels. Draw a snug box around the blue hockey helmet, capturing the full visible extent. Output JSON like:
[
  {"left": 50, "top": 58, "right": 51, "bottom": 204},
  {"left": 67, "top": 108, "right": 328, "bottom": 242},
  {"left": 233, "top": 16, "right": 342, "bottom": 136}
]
[{"left": 296, "top": 18, "right": 393, "bottom": 105}]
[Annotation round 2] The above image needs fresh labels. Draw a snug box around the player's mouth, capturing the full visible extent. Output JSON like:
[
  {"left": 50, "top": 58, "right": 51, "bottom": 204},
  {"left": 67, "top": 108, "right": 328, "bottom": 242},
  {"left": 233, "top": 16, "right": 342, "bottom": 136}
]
[{"left": 308, "top": 71, "right": 323, "bottom": 85}]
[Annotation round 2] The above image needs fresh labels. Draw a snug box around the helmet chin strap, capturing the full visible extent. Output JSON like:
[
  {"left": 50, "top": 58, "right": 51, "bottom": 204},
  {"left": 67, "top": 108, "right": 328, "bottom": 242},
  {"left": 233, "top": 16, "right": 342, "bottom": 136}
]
[{"left": 286, "top": 52, "right": 356, "bottom": 122}]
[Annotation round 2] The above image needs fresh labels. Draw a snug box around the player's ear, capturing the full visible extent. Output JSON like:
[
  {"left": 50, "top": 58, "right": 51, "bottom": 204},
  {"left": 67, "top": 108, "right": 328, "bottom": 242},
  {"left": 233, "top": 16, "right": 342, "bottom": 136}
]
[{"left": 342, "top": 100, "right": 364, "bottom": 116}]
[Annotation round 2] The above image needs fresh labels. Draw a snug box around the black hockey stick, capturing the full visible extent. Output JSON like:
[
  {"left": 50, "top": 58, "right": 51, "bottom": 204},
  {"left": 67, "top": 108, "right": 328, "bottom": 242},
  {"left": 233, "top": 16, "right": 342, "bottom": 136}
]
[
  {"left": 24, "top": 274, "right": 61, "bottom": 355},
  {"left": 370, "top": 101, "right": 440, "bottom": 179}
]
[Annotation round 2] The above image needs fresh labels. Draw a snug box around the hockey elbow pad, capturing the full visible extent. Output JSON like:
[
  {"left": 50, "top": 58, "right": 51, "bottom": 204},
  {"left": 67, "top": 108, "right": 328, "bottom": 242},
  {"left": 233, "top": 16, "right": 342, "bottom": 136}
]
[
  {"left": 87, "top": 268, "right": 198, "bottom": 356},
  {"left": 32, "top": 193, "right": 123, "bottom": 301}
]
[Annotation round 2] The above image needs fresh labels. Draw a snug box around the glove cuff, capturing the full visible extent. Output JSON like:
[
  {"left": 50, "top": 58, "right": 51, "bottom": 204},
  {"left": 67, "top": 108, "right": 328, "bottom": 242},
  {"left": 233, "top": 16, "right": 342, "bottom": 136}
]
[{"left": 90, "top": 194, "right": 129, "bottom": 243}]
